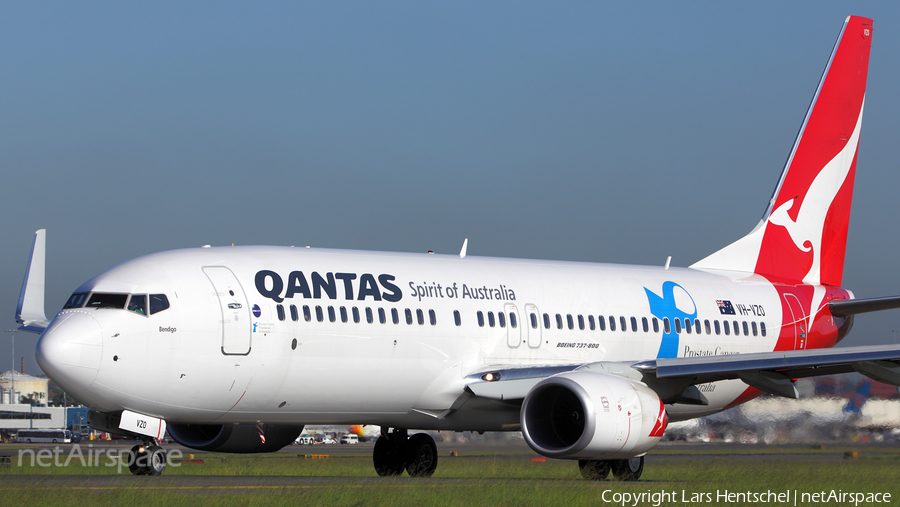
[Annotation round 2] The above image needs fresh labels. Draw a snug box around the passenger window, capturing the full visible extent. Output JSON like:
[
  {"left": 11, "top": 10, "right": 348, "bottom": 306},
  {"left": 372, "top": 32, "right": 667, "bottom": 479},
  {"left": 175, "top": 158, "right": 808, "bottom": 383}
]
[
  {"left": 695, "top": 319, "right": 701, "bottom": 334},
  {"left": 340, "top": 307, "right": 348, "bottom": 323},
  {"left": 684, "top": 318, "right": 691, "bottom": 334},
  {"left": 316, "top": 306, "right": 324, "bottom": 322},
  {"left": 578, "top": 315, "right": 585, "bottom": 330},
  {"left": 619, "top": 316, "right": 627, "bottom": 332},
  {"left": 488, "top": 312, "right": 495, "bottom": 327},
  {"left": 556, "top": 314, "right": 563, "bottom": 330},
  {"left": 742, "top": 321, "right": 749, "bottom": 336},
  {"left": 588, "top": 315, "right": 595, "bottom": 330},
  {"left": 663, "top": 318, "right": 670, "bottom": 334},
  {"left": 599, "top": 316, "right": 606, "bottom": 331},
  {"left": 277, "top": 305, "right": 286, "bottom": 321},
  {"left": 416, "top": 309, "right": 424, "bottom": 325},
  {"left": 303, "top": 305, "right": 311, "bottom": 322},
  {"left": 704, "top": 320, "right": 711, "bottom": 335},
  {"left": 290, "top": 305, "right": 299, "bottom": 322},
  {"left": 391, "top": 308, "right": 399, "bottom": 324},
  {"left": 752, "top": 321, "right": 758, "bottom": 336},
  {"left": 477, "top": 311, "right": 485, "bottom": 327},
  {"left": 714, "top": 320, "right": 721, "bottom": 335},
  {"left": 405, "top": 309, "right": 413, "bottom": 325},
  {"left": 530, "top": 313, "right": 538, "bottom": 329},
  {"left": 64, "top": 293, "right": 89, "bottom": 309},
  {"left": 149, "top": 294, "right": 170, "bottom": 315},
  {"left": 609, "top": 316, "right": 616, "bottom": 331},
  {"left": 509, "top": 312, "right": 517, "bottom": 328},
  {"left": 652, "top": 318, "right": 659, "bottom": 333},
  {"left": 498, "top": 312, "right": 506, "bottom": 328},
  {"left": 543, "top": 313, "right": 551, "bottom": 329},
  {"left": 378, "top": 308, "right": 386, "bottom": 324},
  {"left": 674, "top": 318, "right": 681, "bottom": 334},
  {"left": 642, "top": 317, "right": 649, "bottom": 333},
  {"left": 429, "top": 309, "right": 436, "bottom": 326},
  {"left": 733, "top": 321, "right": 740, "bottom": 335},
  {"left": 723, "top": 321, "right": 730, "bottom": 336},
  {"left": 454, "top": 310, "right": 461, "bottom": 327},
  {"left": 127, "top": 295, "right": 147, "bottom": 315},
  {"left": 352, "top": 307, "right": 360, "bottom": 323},
  {"left": 567, "top": 314, "right": 574, "bottom": 330},
  {"left": 631, "top": 317, "right": 638, "bottom": 332},
  {"left": 760, "top": 322, "right": 767, "bottom": 337},
  {"left": 328, "top": 306, "right": 336, "bottom": 323},
  {"left": 366, "top": 307, "right": 374, "bottom": 324}
]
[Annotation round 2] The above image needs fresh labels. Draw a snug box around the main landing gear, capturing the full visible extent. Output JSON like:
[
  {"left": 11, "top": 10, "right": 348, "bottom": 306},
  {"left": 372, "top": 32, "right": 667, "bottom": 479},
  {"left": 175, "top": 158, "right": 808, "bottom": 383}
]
[
  {"left": 128, "top": 441, "right": 167, "bottom": 476},
  {"left": 373, "top": 428, "right": 438, "bottom": 478},
  {"left": 578, "top": 456, "right": 644, "bottom": 481}
]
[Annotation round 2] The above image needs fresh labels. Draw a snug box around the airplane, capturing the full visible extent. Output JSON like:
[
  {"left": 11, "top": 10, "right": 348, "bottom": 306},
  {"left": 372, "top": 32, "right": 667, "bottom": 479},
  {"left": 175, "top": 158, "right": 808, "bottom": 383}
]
[{"left": 16, "top": 15, "right": 900, "bottom": 479}]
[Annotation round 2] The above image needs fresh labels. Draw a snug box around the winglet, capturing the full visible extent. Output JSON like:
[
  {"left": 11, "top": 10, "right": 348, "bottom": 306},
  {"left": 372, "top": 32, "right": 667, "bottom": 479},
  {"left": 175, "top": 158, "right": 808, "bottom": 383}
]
[
  {"left": 16, "top": 229, "right": 50, "bottom": 333},
  {"left": 459, "top": 238, "right": 468, "bottom": 259}
]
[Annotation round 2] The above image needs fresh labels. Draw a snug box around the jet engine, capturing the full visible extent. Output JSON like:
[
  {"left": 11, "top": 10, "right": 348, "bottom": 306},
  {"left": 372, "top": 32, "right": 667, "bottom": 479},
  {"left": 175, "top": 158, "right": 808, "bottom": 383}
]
[
  {"left": 167, "top": 423, "right": 304, "bottom": 453},
  {"left": 520, "top": 371, "right": 666, "bottom": 459}
]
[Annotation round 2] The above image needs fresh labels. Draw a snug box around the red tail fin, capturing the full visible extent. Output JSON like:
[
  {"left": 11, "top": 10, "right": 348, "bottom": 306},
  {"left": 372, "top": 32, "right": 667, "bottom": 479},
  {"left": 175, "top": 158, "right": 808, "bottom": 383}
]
[{"left": 692, "top": 16, "right": 872, "bottom": 287}]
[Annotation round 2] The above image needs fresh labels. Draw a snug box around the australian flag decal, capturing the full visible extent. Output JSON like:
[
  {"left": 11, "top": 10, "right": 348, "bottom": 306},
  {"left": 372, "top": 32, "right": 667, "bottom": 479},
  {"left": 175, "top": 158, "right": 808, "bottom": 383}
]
[{"left": 717, "top": 300, "right": 735, "bottom": 315}]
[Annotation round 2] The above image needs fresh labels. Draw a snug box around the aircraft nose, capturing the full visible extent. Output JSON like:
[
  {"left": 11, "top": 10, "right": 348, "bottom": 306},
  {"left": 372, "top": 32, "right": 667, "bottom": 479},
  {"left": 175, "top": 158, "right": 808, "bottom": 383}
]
[{"left": 36, "top": 312, "right": 103, "bottom": 396}]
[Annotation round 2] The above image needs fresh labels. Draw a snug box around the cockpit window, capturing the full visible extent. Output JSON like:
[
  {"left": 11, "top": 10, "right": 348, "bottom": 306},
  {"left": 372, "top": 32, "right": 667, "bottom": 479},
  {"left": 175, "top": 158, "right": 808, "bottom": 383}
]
[
  {"left": 86, "top": 293, "right": 128, "bottom": 309},
  {"left": 149, "top": 294, "right": 170, "bottom": 315},
  {"left": 127, "top": 295, "right": 147, "bottom": 315},
  {"left": 64, "top": 293, "right": 89, "bottom": 309}
]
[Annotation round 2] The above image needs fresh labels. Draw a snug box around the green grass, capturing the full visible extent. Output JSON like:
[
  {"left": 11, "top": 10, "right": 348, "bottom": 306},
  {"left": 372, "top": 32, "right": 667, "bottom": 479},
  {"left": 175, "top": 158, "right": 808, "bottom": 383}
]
[{"left": 1, "top": 445, "right": 899, "bottom": 506}]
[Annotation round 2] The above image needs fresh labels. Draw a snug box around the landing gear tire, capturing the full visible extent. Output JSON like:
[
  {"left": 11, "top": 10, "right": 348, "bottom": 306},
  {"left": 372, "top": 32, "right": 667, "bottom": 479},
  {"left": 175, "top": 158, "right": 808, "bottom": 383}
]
[
  {"left": 128, "top": 445, "right": 146, "bottom": 476},
  {"left": 578, "top": 459, "right": 611, "bottom": 480},
  {"left": 611, "top": 456, "right": 644, "bottom": 481},
  {"left": 405, "top": 433, "right": 438, "bottom": 478},
  {"left": 373, "top": 435, "right": 408, "bottom": 476},
  {"left": 128, "top": 443, "right": 167, "bottom": 476},
  {"left": 145, "top": 445, "right": 167, "bottom": 476}
]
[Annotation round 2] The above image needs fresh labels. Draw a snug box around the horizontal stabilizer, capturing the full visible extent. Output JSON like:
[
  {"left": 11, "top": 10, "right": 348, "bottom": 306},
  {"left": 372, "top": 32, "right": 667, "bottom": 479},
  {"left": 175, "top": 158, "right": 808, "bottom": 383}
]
[{"left": 829, "top": 295, "right": 900, "bottom": 316}]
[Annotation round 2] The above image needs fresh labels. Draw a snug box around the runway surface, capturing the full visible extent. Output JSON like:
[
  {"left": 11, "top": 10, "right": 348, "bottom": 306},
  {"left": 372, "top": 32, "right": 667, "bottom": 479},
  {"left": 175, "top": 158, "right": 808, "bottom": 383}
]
[{"left": 2, "top": 439, "right": 899, "bottom": 491}]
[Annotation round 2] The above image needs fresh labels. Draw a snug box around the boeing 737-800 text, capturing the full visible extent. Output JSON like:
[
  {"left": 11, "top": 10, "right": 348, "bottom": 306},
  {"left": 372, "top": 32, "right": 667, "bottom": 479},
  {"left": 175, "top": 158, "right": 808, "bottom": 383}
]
[{"left": 17, "top": 16, "right": 900, "bottom": 479}]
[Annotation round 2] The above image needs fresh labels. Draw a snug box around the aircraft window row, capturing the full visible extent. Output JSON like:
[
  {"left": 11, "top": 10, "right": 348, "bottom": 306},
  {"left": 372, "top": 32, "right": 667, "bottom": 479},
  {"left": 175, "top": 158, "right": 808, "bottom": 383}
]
[
  {"left": 277, "top": 304, "right": 438, "bottom": 327},
  {"left": 530, "top": 311, "right": 766, "bottom": 337},
  {"left": 476, "top": 311, "right": 518, "bottom": 329},
  {"left": 63, "top": 292, "right": 170, "bottom": 316}
]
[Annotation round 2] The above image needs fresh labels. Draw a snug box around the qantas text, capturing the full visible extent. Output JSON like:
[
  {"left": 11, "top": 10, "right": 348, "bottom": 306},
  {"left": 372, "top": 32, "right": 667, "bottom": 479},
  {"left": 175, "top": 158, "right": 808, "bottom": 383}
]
[{"left": 255, "top": 271, "right": 402, "bottom": 303}]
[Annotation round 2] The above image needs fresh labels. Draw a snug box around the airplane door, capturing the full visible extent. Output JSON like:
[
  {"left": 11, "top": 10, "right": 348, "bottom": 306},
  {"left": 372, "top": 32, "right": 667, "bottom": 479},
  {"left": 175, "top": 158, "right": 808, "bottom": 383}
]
[
  {"left": 505, "top": 303, "right": 521, "bottom": 348},
  {"left": 203, "top": 266, "right": 252, "bottom": 355},
  {"left": 783, "top": 293, "right": 808, "bottom": 350},
  {"left": 525, "top": 304, "right": 542, "bottom": 348}
]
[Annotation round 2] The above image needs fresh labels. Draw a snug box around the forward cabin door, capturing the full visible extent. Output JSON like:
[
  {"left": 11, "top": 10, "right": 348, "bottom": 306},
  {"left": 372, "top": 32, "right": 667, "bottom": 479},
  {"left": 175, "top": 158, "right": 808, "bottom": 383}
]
[{"left": 204, "top": 266, "right": 252, "bottom": 355}]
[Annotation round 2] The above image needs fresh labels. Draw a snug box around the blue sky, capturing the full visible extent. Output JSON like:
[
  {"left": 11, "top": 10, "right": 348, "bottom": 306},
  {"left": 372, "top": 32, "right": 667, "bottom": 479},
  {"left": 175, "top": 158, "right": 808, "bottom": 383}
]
[{"left": 2, "top": 2, "right": 900, "bottom": 375}]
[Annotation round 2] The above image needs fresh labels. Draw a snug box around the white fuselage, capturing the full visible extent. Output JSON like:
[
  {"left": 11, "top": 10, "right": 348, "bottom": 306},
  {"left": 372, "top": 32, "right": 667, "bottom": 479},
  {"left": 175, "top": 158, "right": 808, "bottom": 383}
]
[{"left": 37, "top": 245, "right": 815, "bottom": 430}]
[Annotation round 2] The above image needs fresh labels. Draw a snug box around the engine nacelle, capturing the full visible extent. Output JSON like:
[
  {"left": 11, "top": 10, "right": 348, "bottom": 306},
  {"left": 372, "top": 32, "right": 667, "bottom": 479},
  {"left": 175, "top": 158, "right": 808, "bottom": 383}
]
[
  {"left": 168, "top": 423, "right": 304, "bottom": 453},
  {"left": 521, "top": 371, "right": 666, "bottom": 459}
]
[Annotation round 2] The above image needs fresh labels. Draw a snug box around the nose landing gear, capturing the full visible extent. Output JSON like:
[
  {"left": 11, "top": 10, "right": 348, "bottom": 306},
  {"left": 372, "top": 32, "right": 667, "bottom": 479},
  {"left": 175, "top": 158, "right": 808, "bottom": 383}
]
[
  {"left": 128, "top": 441, "right": 167, "bottom": 476},
  {"left": 373, "top": 427, "right": 438, "bottom": 478}
]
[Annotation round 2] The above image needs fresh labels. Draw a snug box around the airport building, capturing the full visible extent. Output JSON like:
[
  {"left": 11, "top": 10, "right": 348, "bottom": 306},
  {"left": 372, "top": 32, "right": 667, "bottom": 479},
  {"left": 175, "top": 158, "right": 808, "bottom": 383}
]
[{"left": 0, "top": 370, "right": 49, "bottom": 405}]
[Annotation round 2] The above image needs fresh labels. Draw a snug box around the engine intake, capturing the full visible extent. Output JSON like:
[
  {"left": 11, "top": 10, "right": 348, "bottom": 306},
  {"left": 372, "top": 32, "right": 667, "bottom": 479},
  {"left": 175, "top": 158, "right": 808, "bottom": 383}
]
[{"left": 521, "top": 371, "right": 666, "bottom": 459}]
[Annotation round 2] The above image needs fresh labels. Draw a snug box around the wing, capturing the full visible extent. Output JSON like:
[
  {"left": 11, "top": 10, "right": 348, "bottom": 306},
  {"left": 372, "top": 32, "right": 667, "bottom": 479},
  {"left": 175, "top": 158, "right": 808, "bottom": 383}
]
[
  {"left": 16, "top": 229, "right": 50, "bottom": 333},
  {"left": 465, "top": 344, "right": 900, "bottom": 404}
]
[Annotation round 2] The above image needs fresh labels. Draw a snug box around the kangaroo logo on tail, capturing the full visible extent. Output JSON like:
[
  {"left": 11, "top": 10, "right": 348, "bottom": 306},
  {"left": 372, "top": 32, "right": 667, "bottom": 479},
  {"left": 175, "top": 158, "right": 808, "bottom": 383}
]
[{"left": 692, "top": 16, "right": 871, "bottom": 288}]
